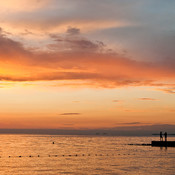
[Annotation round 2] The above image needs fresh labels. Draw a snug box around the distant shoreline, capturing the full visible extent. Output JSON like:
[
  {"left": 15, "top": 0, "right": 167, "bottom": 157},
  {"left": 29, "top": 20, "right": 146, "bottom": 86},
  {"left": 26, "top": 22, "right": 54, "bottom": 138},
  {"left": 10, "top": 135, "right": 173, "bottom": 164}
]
[{"left": 0, "top": 129, "right": 174, "bottom": 136}]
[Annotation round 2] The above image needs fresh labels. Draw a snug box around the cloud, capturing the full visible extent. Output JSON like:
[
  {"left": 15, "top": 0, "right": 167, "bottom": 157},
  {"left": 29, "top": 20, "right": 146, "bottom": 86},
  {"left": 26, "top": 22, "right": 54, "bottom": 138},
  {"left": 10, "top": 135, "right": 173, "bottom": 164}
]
[
  {"left": 66, "top": 27, "right": 80, "bottom": 35},
  {"left": 124, "top": 122, "right": 143, "bottom": 125},
  {"left": 0, "top": 29, "right": 174, "bottom": 89},
  {"left": 0, "top": 29, "right": 31, "bottom": 62},
  {"left": 0, "top": 0, "right": 133, "bottom": 34},
  {"left": 0, "top": 0, "right": 175, "bottom": 70},
  {"left": 60, "top": 113, "right": 81, "bottom": 116},
  {"left": 158, "top": 88, "right": 175, "bottom": 94},
  {"left": 49, "top": 28, "right": 105, "bottom": 52},
  {"left": 138, "top": 98, "right": 158, "bottom": 101},
  {"left": 20, "top": 29, "right": 35, "bottom": 36},
  {"left": 116, "top": 122, "right": 150, "bottom": 126}
]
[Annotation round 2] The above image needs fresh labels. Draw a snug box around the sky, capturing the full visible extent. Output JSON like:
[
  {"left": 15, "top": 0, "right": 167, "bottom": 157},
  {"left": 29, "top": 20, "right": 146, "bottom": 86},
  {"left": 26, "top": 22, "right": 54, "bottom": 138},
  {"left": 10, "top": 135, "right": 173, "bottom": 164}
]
[{"left": 0, "top": 0, "right": 175, "bottom": 131}]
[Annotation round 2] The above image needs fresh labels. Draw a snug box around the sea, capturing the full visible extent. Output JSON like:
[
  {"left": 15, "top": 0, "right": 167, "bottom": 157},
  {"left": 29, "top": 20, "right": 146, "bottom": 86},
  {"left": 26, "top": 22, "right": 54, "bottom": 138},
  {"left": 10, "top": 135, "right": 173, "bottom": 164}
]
[{"left": 0, "top": 135, "right": 174, "bottom": 175}]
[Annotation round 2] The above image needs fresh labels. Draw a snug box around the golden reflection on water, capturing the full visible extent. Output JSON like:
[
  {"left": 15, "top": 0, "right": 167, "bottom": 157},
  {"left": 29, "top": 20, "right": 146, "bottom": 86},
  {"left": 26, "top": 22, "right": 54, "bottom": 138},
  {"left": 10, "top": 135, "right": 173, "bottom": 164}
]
[{"left": 0, "top": 135, "right": 174, "bottom": 175}]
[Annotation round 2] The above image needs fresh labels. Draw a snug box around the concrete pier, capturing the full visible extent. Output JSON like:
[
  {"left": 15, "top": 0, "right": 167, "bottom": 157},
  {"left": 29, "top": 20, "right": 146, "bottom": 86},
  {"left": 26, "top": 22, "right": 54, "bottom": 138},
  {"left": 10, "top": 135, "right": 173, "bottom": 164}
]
[{"left": 152, "top": 141, "right": 175, "bottom": 147}]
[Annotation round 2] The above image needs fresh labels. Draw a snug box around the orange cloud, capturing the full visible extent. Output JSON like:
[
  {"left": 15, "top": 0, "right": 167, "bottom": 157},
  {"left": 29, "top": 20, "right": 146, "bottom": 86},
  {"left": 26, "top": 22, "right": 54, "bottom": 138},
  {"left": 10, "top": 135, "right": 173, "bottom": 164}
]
[
  {"left": 138, "top": 98, "right": 158, "bottom": 101},
  {"left": 158, "top": 88, "right": 175, "bottom": 94},
  {"left": 0, "top": 31, "right": 175, "bottom": 89}
]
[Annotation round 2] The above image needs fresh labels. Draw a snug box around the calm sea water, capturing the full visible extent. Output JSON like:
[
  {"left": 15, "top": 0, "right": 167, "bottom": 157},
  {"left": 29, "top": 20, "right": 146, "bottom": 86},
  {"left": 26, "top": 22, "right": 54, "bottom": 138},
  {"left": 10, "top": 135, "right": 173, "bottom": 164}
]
[{"left": 0, "top": 135, "right": 174, "bottom": 175}]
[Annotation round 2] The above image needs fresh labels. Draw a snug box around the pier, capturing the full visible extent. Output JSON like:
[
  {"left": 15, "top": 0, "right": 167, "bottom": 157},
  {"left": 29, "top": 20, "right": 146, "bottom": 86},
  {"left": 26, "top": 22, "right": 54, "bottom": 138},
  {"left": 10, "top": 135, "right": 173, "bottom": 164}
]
[
  {"left": 152, "top": 141, "right": 175, "bottom": 147},
  {"left": 128, "top": 141, "right": 175, "bottom": 147}
]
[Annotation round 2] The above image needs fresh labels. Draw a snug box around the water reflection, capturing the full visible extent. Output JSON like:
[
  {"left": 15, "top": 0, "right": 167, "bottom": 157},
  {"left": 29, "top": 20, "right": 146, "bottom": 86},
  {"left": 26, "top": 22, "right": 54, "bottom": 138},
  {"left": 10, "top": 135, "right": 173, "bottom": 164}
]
[{"left": 0, "top": 135, "right": 174, "bottom": 175}]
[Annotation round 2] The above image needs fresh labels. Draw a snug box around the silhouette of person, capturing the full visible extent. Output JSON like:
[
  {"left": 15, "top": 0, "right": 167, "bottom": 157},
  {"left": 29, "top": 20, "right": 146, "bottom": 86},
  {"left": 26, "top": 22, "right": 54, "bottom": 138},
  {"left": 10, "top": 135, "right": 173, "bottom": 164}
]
[
  {"left": 164, "top": 132, "right": 167, "bottom": 142},
  {"left": 160, "top": 131, "right": 163, "bottom": 141}
]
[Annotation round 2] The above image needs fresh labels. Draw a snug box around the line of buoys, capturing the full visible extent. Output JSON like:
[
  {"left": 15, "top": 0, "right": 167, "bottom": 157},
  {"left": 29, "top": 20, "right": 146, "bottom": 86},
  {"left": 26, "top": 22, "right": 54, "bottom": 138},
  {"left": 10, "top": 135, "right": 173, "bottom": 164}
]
[{"left": 3, "top": 153, "right": 134, "bottom": 158}]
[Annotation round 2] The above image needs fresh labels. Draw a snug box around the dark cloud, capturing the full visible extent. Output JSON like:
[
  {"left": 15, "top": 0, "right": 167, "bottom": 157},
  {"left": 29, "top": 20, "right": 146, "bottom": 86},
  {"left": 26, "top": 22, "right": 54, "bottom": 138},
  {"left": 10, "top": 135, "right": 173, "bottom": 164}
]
[
  {"left": 21, "top": 29, "right": 35, "bottom": 36},
  {"left": 66, "top": 27, "right": 80, "bottom": 35},
  {"left": 124, "top": 122, "right": 143, "bottom": 125},
  {"left": 0, "top": 72, "right": 100, "bottom": 81},
  {"left": 116, "top": 122, "right": 148, "bottom": 125},
  {"left": 0, "top": 31, "right": 31, "bottom": 62},
  {"left": 49, "top": 30, "right": 105, "bottom": 52},
  {"left": 68, "top": 39, "right": 104, "bottom": 51}
]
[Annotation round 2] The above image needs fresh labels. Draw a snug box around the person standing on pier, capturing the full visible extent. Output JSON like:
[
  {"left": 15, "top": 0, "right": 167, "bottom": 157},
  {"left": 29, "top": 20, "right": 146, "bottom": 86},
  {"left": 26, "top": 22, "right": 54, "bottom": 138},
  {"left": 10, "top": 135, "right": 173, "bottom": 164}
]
[
  {"left": 160, "top": 131, "right": 163, "bottom": 141},
  {"left": 164, "top": 132, "right": 167, "bottom": 142}
]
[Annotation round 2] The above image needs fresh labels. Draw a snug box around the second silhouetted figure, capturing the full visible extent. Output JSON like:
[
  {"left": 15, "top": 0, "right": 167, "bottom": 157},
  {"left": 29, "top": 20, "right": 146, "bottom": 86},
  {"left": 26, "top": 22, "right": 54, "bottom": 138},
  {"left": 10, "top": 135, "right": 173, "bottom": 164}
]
[{"left": 164, "top": 132, "right": 167, "bottom": 142}]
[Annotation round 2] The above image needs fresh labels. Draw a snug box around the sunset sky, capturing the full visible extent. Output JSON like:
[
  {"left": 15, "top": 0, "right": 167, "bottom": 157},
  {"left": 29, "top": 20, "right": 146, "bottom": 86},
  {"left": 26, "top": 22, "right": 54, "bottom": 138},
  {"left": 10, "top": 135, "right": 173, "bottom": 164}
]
[{"left": 0, "top": 0, "right": 175, "bottom": 130}]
